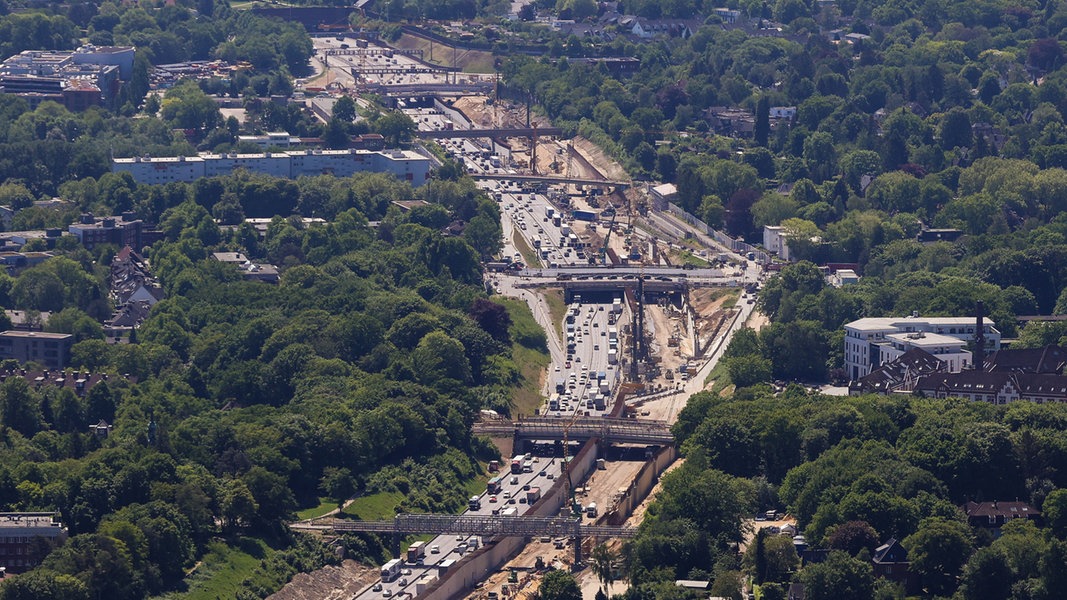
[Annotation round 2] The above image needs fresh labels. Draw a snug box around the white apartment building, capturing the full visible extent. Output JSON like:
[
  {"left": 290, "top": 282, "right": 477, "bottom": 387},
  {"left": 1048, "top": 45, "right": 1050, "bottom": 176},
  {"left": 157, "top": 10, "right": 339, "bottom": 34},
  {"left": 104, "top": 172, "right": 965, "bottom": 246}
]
[
  {"left": 844, "top": 315, "right": 1001, "bottom": 381},
  {"left": 112, "top": 149, "right": 431, "bottom": 186}
]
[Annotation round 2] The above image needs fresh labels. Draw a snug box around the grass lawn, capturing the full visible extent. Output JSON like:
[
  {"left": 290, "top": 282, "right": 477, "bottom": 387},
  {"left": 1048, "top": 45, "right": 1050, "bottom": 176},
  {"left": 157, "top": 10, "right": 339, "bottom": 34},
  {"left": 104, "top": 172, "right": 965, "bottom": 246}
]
[
  {"left": 341, "top": 491, "right": 405, "bottom": 520},
  {"left": 513, "top": 230, "right": 541, "bottom": 268},
  {"left": 296, "top": 497, "right": 338, "bottom": 521},
  {"left": 492, "top": 296, "right": 551, "bottom": 418},
  {"left": 673, "top": 250, "right": 710, "bottom": 267},
  {"left": 542, "top": 288, "right": 566, "bottom": 338},
  {"left": 154, "top": 538, "right": 268, "bottom": 600}
]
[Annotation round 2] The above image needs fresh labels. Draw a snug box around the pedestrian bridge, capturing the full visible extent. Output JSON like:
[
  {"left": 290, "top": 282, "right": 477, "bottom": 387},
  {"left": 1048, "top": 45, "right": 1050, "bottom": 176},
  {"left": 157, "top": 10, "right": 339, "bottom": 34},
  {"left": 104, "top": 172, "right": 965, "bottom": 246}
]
[{"left": 472, "top": 416, "right": 674, "bottom": 445}]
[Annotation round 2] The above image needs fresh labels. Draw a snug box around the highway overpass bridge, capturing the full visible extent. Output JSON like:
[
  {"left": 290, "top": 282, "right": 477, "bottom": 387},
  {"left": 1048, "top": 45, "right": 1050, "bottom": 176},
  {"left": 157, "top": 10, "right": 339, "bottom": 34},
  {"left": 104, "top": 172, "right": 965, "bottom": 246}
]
[
  {"left": 292, "top": 514, "right": 636, "bottom": 563},
  {"left": 472, "top": 416, "right": 674, "bottom": 445}
]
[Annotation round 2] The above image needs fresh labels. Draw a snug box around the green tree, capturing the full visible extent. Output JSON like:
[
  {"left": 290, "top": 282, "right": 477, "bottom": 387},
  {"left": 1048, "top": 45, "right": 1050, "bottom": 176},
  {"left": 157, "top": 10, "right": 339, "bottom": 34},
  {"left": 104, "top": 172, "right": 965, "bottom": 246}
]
[
  {"left": 903, "top": 517, "right": 974, "bottom": 597},
  {"left": 539, "top": 569, "right": 582, "bottom": 600},
  {"left": 799, "top": 550, "right": 873, "bottom": 600},
  {"left": 590, "top": 544, "right": 618, "bottom": 594},
  {"left": 959, "top": 546, "right": 1013, "bottom": 600}
]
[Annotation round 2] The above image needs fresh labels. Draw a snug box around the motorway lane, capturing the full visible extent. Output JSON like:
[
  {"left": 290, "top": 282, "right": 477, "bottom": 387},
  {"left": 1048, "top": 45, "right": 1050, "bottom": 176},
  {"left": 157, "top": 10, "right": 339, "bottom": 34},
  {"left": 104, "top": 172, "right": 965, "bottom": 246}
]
[{"left": 356, "top": 463, "right": 562, "bottom": 600}]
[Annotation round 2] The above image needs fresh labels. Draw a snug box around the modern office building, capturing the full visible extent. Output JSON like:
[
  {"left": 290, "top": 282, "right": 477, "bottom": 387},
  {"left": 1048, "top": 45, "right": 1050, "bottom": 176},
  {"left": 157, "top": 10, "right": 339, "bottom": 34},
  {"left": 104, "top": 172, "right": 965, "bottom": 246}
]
[
  {"left": 112, "top": 148, "right": 432, "bottom": 186},
  {"left": 843, "top": 315, "right": 1001, "bottom": 381}
]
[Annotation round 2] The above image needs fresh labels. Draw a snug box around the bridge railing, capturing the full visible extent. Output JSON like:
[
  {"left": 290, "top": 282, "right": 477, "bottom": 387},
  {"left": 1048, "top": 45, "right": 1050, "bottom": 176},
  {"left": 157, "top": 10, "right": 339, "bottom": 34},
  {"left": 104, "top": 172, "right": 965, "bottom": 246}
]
[{"left": 292, "top": 514, "right": 637, "bottom": 538}]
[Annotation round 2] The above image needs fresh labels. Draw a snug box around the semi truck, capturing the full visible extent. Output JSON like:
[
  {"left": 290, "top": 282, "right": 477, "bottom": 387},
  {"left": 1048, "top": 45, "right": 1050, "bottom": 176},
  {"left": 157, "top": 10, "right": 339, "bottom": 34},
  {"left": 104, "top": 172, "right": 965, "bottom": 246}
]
[
  {"left": 382, "top": 558, "right": 403, "bottom": 582},
  {"left": 586, "top": 502, "right": 598, "bottom": 517},
  {"left": 469, "top": 495, "right": 482, "bottom": 511},
  {"left": 407, "top": 541, "right": 427, "bottom": 563},
  {"left": 573, "top": 209, "right": 598, "bottom": 221}
]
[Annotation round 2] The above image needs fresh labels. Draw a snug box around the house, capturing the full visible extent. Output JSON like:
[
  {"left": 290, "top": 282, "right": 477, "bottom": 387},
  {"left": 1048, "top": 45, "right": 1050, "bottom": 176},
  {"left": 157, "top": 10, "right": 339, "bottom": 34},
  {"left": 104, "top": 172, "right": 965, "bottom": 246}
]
[
  {"left": 984, "top": 345, "right": 1067, "bottom": 374},
  {"left": 211, "top": 252, "right": 280, "bottom": 283},
  {"left": 849, "top": 347, "right": 946, "bottom": 395},
  {"left": 871, "top": 538, "right": 919, "bottom": 594},
  {"left": 629, "top": 18, "right": 698, "bottom": 39},
  {"left": 0, "top": 513, "right": 67, "bottom": 574},
  {"left": 110, "top": 246, "right": 163, "bottom": 307},
  {"left": 843, "top": 315, "right": 1001, "bottom": 381},
  {"left": 963, "top": 501, "right": 1040, "bottom": 532},
  {"left": 916, "top": 228, "right": 963, "bottom": 244},
  {"left": 828, "top": 268, "right": 859, "bottom": 287},
  {"left": 770, "top": 106, "right": 797, "bottom": 120},
  {"left": 705, "top": 106, "right": 755, "bottom": 137},
  {"left": 713, "top": 8, "right": 741, "bottom": 24}
]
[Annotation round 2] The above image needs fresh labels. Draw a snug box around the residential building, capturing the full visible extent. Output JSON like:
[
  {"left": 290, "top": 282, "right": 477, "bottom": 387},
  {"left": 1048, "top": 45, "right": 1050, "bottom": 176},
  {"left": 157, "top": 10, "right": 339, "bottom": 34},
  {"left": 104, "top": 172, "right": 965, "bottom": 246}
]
[
  {"left": 843, "top": 315, "right": 1001, "bottom": 381},
  {"left": 849, "top": 347, "right": 946, "bottom": 395},
  {"left": 236, "top": 132, "right": 297, "bottom": 149},
  {"left": 984, "top": 345, "right": 1067, "bottom": 374},
  {"left": 915, "top": 371, "right": 1067, "bottom": 405},
  {"left": 828, "top": 268, "right": 859, "bottom": 287},
  {"left": 963, "top": 501, "right": 1040, "bottom": 533},
  {"left": 0, "top": 513, "right": 67, "bottom": 574},
  {"left": 112, "top": 148, "right": 432, "bottom": 186},
  {"left": 68, "top": 212, "right": 143, "bottom": 250},
  {"left": 763, "top": 225, "right": 793, "bottom": 261},
  {"left": 0, "top": 331, "right": 72, "bottom": 369},
  {"left": 211, "top": 252, "right": 280, "bottom": 283},
  {"left": 871, "top": 539, "right": 919, "bottom": 594}
]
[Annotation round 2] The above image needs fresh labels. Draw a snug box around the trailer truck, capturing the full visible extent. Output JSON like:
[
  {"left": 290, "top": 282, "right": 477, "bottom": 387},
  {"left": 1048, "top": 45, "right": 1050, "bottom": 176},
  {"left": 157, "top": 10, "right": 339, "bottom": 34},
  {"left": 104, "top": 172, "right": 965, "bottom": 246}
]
[
  {"left": 527, "top": 487, "right": 542, "bottom": 503},
  {"left": 407, "top": 541, "right": 427, "bottom": 563}
]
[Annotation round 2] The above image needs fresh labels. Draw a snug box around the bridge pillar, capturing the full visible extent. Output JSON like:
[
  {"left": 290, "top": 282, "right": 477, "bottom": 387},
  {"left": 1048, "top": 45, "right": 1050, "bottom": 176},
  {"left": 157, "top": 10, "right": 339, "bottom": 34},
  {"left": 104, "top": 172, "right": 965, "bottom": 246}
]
[
  {"left": 573, "top": 520, "right": 582, "bottom": 566},
  {"left": 391, "top": 531, "right": 401, "bottom": 559}
]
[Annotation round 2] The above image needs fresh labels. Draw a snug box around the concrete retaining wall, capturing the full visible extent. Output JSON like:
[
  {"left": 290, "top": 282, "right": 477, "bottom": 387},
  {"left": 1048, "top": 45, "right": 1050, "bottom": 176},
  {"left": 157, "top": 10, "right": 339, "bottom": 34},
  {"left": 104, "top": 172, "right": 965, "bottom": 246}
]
[
  {"left": 605, "top": 444, "right": 677, "bottom": 526},
  {"left": 421, "top": 439, "right": 603, "bottom": 600}
]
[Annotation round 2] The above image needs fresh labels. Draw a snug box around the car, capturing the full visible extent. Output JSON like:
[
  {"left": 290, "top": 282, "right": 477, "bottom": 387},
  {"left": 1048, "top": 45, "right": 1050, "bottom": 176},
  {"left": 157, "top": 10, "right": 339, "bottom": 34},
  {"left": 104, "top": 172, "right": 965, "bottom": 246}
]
[
  {"left": 508, "top": 498, "right": 516, "bottom": 504},
  {"left": 547, "top": 473, "right": 555, "bottom": 480},
  {"left": 402, "top": 568, "right": 412, "bottom": 575},
  {"left": 457, "top": 534, "right": 465, "bottom": 541},
  {"left": 431, "top": 545, "right": 440, "bottom": 554},
  {"left": 399, "top": 578, "right": 408, "bottom": 586},
  {"left": 509, "top": 477, "right": 518, "bottom": 485},
  {"left": 489, "top": 495, "right": 498, "bottom": 503},
  {"left": 383, "top": 590, "right": 393, "bottom": 598},
  {"left": 373, "top": 583, "right": 383, "bottom": 592},
  {"left": 554, "top": 366, "right": 560, "bottom": 372},
  {"left": 523, "top": 484, "right": 531, "bottom": 490},
  {"left": 539, "top": 470, "right": 547, "bottom": 476},
  {"left": 519, "top": 497, "right": 527, "bottom": 504}
]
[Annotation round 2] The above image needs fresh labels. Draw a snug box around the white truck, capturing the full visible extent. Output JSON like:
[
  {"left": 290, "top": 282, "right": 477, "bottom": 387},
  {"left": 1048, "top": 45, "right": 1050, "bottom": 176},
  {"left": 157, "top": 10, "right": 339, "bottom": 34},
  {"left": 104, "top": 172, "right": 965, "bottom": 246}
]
[
  {"left": 586, "top": 502, "right": 598, "bottom": 518},
  {"left": 381, "top": 558, "right": 403, "bottom": 582}
]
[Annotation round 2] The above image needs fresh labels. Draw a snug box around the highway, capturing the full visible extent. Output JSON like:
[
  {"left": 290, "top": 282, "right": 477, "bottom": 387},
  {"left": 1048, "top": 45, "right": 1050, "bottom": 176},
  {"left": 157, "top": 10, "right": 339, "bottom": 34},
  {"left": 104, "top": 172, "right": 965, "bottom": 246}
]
[{"left": 353, "top": 462, "right": 562, "bottom": 600}]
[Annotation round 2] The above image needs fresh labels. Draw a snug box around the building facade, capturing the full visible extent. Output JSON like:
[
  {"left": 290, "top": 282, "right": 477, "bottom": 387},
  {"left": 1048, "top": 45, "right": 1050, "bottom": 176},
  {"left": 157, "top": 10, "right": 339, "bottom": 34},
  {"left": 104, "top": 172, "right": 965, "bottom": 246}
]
[
  {"left": 0, "top": 331, "right": 73, "bottom": 369},
  {"left": 68, "top": 212, "right": 143, "bottom": 250},
  {"left": 843, "top": 316, "right": 1001, "bottom": 381},
  {"left": 112, "top": 149, "right": 432, "bottom": 186},
  {"left": 0, "top": 45, "right": 133, "bottom": 110},
  {"left": 0, "top": 513, "right": 67, "bottom": 574}
]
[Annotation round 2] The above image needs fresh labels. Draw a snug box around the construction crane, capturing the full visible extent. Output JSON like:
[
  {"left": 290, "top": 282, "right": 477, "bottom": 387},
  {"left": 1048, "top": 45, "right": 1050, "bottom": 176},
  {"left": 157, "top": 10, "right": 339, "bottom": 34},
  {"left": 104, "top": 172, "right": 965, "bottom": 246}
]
[{"left": 598, "top": 210, "right": 619, "bottom": 265}]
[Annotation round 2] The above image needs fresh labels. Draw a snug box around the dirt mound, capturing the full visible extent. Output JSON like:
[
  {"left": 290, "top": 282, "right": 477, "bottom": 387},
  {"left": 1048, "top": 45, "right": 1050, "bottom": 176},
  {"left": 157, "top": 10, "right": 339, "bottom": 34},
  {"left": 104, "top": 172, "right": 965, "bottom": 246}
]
[{"left": 267, "top": 560, "right": 378, "bottom": 600}]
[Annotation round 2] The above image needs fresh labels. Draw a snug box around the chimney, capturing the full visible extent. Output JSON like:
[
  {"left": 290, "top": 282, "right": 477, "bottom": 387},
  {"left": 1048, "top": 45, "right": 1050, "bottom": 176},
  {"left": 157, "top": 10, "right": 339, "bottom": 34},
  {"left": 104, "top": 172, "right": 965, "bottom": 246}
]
[{"left": 974, "top": 301, "right": 986, "bottom": 371}]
